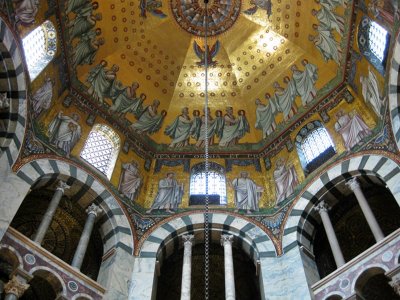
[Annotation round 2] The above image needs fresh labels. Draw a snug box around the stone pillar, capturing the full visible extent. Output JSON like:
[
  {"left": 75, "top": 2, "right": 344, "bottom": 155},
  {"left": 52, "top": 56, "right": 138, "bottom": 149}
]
[
  {"left": 180, "top": 234, "right": 194, "bottom": 300},
  {"left": 314, "top": 201, "right": 345, "bottom": 267},
  {"left": 4, "top": 274, "right": 30, "bottom": 300},
  {"left": 33, "top": 181, "right": 70, "bottom": 245},
  {"left": 346, "top": 178, "right": 384, "bottom": 242},
  {"left": 389, "top": 278, "right": 400, "bottom": 296},
  {"left": 71, "top": 203, "right": 102, "bottom": 270},
  {"left": 221, "top": 234, "right": 235, "bottom": 300}
]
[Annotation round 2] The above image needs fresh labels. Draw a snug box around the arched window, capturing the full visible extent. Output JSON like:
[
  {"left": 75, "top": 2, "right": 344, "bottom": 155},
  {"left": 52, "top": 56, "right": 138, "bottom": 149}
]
[
  {"left": 358, "top": 17, "right": 390, "bottom": 75},
  {"left": 22, "top": 20, "right": 57, "bottom": 81},
  {"left": 189, "top": 162, "right": 226, "bottom": 205},
  {"left": 296, "top": 121, "right": 336, "bottom": 175},
  {"left": 80, "top": 124, "right": 120, "bottom": 179}
]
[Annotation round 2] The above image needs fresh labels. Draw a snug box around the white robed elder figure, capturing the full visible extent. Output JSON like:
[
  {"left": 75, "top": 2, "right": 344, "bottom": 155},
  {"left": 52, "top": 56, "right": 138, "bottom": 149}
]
[
  {"left": 218, "top": 107, "right": 250, "bottom": 147},
  {"left": 274, "top": 157, "right": 299, "bottom": 206},
  {"left": 312, "top": 6, "right": 344, "bottom": 36},
  {"left": 291, "top": 62, "right": 318, "bottom": 107},
  {"left": 48, "top": 111, "right": 81, "bottom": 157},
  {"left": 230, "top": 171, "right": 264, "bottom": 213},
  {"left": 273, "top": 78, "right": 298, "bottom": 122},
  {"left": 14, "top": 0, "right": 39, "bottom": 25},
  {"left": 130, "top": 99, "right": 166, "bottom": 134},
  {"left": 193, "top": 108, "right": 224, "bottom": 147},
  {"left": 255, "top": 94, "right": 278, "bottom": 138},
  {"left": 310, "top": 24, "right": 342, "bottom": 65},
  {"left": 146, "top": 173, "right": 184, "bottom": 213},
  {"left": 360, "top": 67, "right": 383, "bottom": 116},
  {"left": 32, "top": 78, "right": 53, "bottom": 117},
  {"left": 334, "top": 110, "right": 372, "bottom": 151},
  {"left": 164, "top": 107, "right": 193, "bottom": 148},
  {"left": 119, "top": 161, "right": 142, "bottom": 201}
]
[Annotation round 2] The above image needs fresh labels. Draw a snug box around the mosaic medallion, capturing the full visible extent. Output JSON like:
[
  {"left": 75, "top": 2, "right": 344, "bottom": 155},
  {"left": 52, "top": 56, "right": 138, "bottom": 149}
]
[{"left": 170, "top": 0, "right": 242, "bottom": 37}]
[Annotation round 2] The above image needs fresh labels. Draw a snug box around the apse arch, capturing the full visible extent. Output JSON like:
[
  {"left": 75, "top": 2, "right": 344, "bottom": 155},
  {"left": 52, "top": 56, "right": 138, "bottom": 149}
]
[
  {"left": 15, "top": 157, "right": 134, "bottom": 256},
  {"left": 389, "top": 29, "right": 400, "bottom": 151},
  {"left": 282, "top": 153, "right": 400, "bottom": 252},
  {"left": 0, "top": 16, "right": 28, "bottom": 167},
  {"left": 139, "top": 212, "right": 277, "bottom": 262}
]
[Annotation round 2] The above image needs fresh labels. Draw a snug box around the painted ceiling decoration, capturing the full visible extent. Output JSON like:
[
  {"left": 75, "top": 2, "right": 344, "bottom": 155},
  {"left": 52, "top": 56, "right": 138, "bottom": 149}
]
[{"left": 60, "top": 0, "right": 353, "bottom": 158}]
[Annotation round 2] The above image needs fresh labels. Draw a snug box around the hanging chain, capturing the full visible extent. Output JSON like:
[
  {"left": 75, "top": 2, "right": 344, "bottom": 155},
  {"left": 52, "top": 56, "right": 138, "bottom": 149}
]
[{"left": 203, "top": 1, "right": 210, "bottom": 299}]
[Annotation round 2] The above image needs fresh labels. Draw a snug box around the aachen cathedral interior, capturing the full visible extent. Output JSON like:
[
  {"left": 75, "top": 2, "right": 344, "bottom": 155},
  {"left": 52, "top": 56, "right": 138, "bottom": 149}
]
[{"left": 0, "top": 0, "right": 400, "bottom": 299}]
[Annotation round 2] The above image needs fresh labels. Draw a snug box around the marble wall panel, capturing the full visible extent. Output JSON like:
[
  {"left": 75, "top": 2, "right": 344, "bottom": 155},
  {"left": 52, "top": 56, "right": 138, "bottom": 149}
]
[{"left": 128, "top": 257, "right": 157, "bottom": 300}]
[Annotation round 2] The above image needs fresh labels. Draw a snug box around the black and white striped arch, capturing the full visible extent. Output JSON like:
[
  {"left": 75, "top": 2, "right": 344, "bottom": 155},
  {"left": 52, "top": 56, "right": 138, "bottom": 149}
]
[
  {"left": 389, "top": 29, "right": 400, "bottom": 150},
  {"left": 16, "top": 158, "right": 134, "bottom": 255}
]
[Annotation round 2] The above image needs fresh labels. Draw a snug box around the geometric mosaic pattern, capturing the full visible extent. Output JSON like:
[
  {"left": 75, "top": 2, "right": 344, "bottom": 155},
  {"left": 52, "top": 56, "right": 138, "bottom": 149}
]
[
  {"left": 15, "top": 158, "right": 134, "bottom": 255},
  {"left": 282, "top": 153, "right": 400, "bottom": 254}
]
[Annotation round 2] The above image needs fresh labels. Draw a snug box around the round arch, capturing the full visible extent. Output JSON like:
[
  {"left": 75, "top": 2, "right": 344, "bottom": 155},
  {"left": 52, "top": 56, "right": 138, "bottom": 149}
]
[
  {"left": 28, "top": 266, "right": 66, "bottom": 298},
  {"left": 16, "top": 157, "right": 134, "bottom": 256},
  {"left": 389, "top": 29, "right": 400, "bottom": 151},
  {"left": 139, "top": 212, "right": 276, "bottom": 262},
  {"left": 0, "top": 16, "right": 28, "bottom": 167},
  {"left": 282, "top": 153, "right": 400, "bottom": 252}
]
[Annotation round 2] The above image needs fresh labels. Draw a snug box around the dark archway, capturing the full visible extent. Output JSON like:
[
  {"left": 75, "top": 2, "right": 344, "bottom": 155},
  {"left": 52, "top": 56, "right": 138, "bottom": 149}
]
[
  {"left": 314, "top": 185, "right": 400, "bottom": 278},
  {"left": 156, "top": 243, "right": 261, "bottom": 300}
]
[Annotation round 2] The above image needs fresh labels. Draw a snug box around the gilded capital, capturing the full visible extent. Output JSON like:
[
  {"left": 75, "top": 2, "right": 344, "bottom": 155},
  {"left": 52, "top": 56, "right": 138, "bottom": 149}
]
[{"left": 4, "top": 276, "right": 30, "bottom": 297}]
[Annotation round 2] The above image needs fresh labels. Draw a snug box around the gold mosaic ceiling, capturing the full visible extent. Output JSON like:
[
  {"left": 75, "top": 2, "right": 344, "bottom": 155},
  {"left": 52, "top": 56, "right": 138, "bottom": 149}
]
[{"left": 70, "top": 0, "right": 350, "bottom": 150}]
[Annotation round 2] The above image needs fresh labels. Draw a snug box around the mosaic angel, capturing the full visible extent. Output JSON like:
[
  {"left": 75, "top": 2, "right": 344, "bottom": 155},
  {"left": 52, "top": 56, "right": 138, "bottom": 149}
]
[{"left": 243, "top": 0, "right": 272, "bottom": 19}]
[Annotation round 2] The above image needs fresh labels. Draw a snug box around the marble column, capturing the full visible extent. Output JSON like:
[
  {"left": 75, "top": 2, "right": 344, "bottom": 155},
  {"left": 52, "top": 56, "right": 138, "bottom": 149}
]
[
  {"left": 346, "top": 178, "right": 384, "bottom": 242},
  {"left": 314, "top": 201, "right": 345, "bottom": 267},
  {"left": 71, "top": 203, "right": 102, "bottom": 270},
  {"left": 33, "top": 181, "right": 70, "bottom": 245},
  {"left": 221, "top": 234, "right": 235, "bottom": 300},
  {"left": 389, "top": 278, "right": 400, "bottom": 296},
  {"left": 4, "top": 276, "right": 30, "bottom": 300},
  {"left": 180, "top": 234, "right": 194, "bottom": 300}
]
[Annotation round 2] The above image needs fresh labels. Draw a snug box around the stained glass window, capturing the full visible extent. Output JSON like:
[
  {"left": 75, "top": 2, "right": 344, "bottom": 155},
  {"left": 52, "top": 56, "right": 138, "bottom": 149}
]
[
  {"left": 190, "top": 162, "right": 227, "bottom": 204},
  {"left": 301, "top": 127, "right": 335, "bottom": 165},
  {"left": 80, "top": 124, "right": 120, "bottom": 179},
  {"left": 368, "top": 21, "right": 388, "bottom": 62},
  {"left": 22, "top": 20, "right": 57, "bottom": 81}
]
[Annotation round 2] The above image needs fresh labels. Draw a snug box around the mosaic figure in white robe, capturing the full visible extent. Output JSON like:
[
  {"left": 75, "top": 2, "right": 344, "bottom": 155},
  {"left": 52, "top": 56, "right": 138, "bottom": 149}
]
[
  {"left": 291, "top": 62, "right": 318, "bottom": 107},
  {"left": 48, "top": 112, "right": 81, "bottom": 157},
  {"left": 32, "top": 78, "right": 53, "bottom": 118},
  {"left": 255, "top": 95, "right": 278, "bottom": 138},
  {"left": 334, "top": 110, "right": 372, "bottom": 151},
  {"left": 146, "top": 173, "right": 184, "bottom": 213},
  {"left": 310, "top": 24, "right": 342, "bottom": 65},
  {"left": 274, "top": 158, "right": 299, "bottom": 206},
  {"left": 273, "top": 77, "right": 298, "bottom": 122},
  {"left": 119, "top": 161, "right": 142, "bottom": 201},
  {"left": 86, "top": 62, "right": 119, "bottom": 103},
  {"left": 14, "top": 0, "right": 39, "bottom": 25},
  {"left": 109, "top": 81, "right": 144, "bottom": 117},
  {"left": 312, "top": 6, "right": 344, "bottom": 36},
  {"left": 218, "top": 107, "right": 250, "bottom": 147},
  {"left": 360, "top": 67, "right": 383, "bottom": 116},
  {"left": 130, "top": 99, "right": 166, "bottom": 134},
  {"left": 230, "top": 171, "right": 264, "bottom": 213},
  {"left": 194, "top": 108, "right": 224, "bottom": 147},
  {"left": 164, "top": 107, "right": 193, "bottom": 148}
]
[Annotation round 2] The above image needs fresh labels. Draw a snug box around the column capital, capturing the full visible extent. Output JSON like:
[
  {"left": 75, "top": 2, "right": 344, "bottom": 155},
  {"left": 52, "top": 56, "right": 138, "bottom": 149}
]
[
  {"left": 86, "top": 203, "right": 102, "bottom": 217},
  {"left": 314, "top": 201, "right": 330, "bottom": 214},
  {"left": 182, "top": 234, "right": 194, "bottom": 246},
  {"left": 4, "top": 276, "right": 30, "bottom": 297},
  {"left": 389, "top": 278, "right": 400, "bottom": 296},
  {"left": 56, "top": 180, "right": 70, "bottom": 193},
  {"left": 220, "top": 234, "right": 234, "bottom": 247},
  {"left": 346, "top": 177, "right": 360, "bottom": 191}
]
